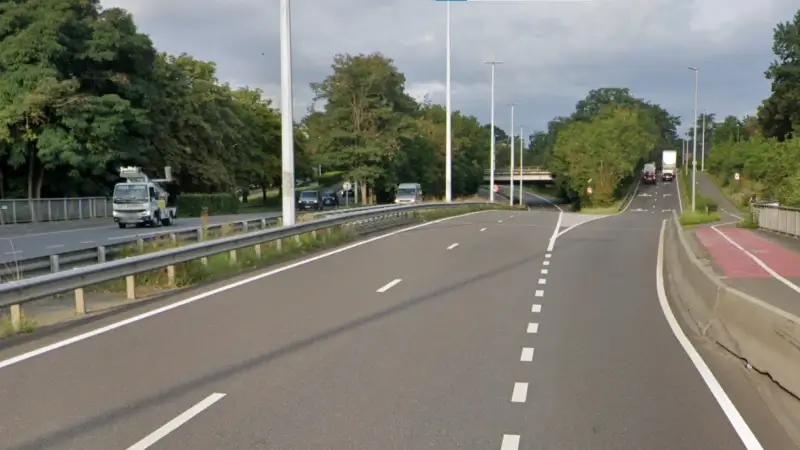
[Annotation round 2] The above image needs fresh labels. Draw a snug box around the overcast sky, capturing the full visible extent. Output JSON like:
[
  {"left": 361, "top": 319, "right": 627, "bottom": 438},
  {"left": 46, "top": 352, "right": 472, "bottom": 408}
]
[{"left": 101, "top": 0, "right": 797, "bottom": 136}]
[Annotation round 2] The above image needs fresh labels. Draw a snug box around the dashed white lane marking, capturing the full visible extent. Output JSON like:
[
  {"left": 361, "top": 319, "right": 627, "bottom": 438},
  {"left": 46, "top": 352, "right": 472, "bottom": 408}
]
[
  {"left": 80, "top": 240, "right": 95, "bottom": 244},
  {"left": 540, "top": 269, "right": 548, "bottom": 274},
  {"left": 480, "top": 228, "right": 487, "bottom": 232},
  {"left": 543, "top": 260, "right": 550, "bottom": 266},
  {"left": 4, "top": 250, "right": 22, "bottom": 255},
  {"left": 511, "top": 382, "right": 529, "bottom": 403},
  {"left": 498, "top": 220, "right": 503, "bottom": 223},
  {"left": 531, "top": 304, "right": 541, "bottom": 313},
  {"left": 46, "top": 244, "right": 64, "bottom": 249},
  {"left": 656, "top": 220, "right": 763, "bottom": 449},
  {"left": 446, "top": 243, "right": 459, "bottom": 250},
  {"left": 546, "top": 211, "right": 564, "bottom": 252},
  {"left": 376, "top": 279, "right": 402, "bottom": 293},
  {"left": 520, "top": 347, "right": 535, "bottom": 362},
  {"left": 108, "top": 236, "right": 130, "bottom": 240},
  {"left": 534, "top": 290, "right": 543, "bottom": 297},
  {"left": 501, "top": 434, "right": 520, "bottom": 449},
  {"left": 538, "top": 278, "right": 546, "bottom": 285},
  {"left": 545, "top": 253, "right": 551, "bottom": 258},
  {"left": 527, "top": 322, "right": 539, "bottom": 333},
  {"left": 126, "top": 392, "right": 226, "bottom": 450}
]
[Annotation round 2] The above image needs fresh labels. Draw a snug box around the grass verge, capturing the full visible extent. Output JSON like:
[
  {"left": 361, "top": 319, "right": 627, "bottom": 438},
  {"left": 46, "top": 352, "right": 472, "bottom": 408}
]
[
  {"left": 679, "top": 210, "right": 722, "bottom": 226},
  {"left": 1, "top": 204, "right": 504, "bottom": 339},
  {"left": 581, "top": 200, "right": 624, "bottom": 214},
  {"left": 678, "top": 171, "right": 721, "bottom": 226}
]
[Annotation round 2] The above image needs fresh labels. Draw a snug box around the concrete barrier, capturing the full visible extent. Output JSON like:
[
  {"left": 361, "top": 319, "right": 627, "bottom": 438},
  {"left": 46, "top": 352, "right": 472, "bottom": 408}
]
[{"left": 664, "top": 213, "right": 800, "bottom": 397}]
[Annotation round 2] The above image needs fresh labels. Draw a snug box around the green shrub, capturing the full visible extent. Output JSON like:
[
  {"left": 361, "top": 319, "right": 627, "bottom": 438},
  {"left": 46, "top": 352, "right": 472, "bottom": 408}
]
[{"left": 178, "top": 193, "right": 240, "bottom": 216}]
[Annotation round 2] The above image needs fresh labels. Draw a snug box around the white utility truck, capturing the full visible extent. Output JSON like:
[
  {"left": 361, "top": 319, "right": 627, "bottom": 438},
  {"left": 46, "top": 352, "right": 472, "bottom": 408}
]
[
  {"left": 661, "top": 150, "right": 677, "bottom": 182},
  {"left": 112, "top": 166, "right": 177, "bottom": 228}
]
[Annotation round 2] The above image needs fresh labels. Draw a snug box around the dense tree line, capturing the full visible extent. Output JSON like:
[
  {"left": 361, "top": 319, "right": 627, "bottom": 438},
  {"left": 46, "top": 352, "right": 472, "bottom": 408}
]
[
  {"left": 522, "top": 87, "right": 681, "bottom": 206},
  {"left": 700, "top": 9, "right": 800, "bottom": 207}
]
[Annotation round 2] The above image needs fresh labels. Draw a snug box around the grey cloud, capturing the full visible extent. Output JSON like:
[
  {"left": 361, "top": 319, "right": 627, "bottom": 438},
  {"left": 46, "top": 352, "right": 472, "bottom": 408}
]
[{"left": 102, "top": 0, "right": 798, "bottom": 133}]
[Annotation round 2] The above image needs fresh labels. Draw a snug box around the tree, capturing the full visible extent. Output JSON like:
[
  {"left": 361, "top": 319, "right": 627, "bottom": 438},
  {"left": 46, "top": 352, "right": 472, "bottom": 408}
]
[{"left": 757, "top": 9, "right": 800, "bottom": 140}]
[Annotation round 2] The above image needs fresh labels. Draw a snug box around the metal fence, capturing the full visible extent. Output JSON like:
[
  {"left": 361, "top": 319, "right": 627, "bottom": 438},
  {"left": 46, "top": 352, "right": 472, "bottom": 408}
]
[
  {"left": 752, "top": 203, "right": 800, "bottom": 237},
  {"left": 0, "top": 197, "right": 111, "bottom": 224},
  {"left": 0, "top": 202, "right": 488, "bottom": 322}
]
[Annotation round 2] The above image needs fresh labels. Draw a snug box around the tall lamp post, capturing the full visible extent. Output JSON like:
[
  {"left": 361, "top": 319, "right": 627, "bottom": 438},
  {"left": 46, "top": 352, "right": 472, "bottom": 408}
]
[
  {"left": 519, "top": 125, "right": 525, "bottom": 206},
  {"left": 485, "top": 61, "right": 502, "bottom": 202},
  {"left": 445, "top": 1, "right": 452, "bottom": 201},
  {"left": 688, "top": 66, "right": 699, "bottom": 212},
  {"left": 279, "top": 0, "right": 296, "bottom": 225},
  {"left": 508, "top": 103, "right": 516, "bottom": 206}
]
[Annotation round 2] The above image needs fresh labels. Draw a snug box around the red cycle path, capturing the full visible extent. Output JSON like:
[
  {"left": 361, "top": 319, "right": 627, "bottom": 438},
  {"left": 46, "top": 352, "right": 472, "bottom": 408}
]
[{"left": 694, "top": 226, "right": 800, "bottom": 278}]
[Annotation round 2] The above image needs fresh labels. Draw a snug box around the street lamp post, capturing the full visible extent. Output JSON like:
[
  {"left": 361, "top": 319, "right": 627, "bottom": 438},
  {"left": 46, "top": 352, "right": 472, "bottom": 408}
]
[
  {"left": 701, "top": 112, "right": 706, "bottom": 172},
  {"left": 485, "top": 61, "right": 503, "bottom": 203},
  {"left": 519, "top": 125, "right": 524, "bottom": 206},
  {"left": 279, "top": 0, "right": 296, "bottom": 225},
  {"left": 445, "top": 2, "right": 452, "bottom": 202},
  {"left": 689, "top": 66, "right": 699, "bottom": 212},
  {"left": 508, "top": 103, "right": 516, "bottom": 206}
]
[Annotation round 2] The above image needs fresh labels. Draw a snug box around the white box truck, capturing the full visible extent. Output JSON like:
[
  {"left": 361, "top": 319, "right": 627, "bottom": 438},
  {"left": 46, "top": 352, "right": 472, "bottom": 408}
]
[{"left": 661, "top": 150, "right": 677, "bottom": 182}]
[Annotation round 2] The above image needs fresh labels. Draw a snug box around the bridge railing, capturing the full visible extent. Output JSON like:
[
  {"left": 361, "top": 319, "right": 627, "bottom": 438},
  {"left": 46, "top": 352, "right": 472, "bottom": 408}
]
[
  {"left": 751, "top": 202, "right": 800, "bottom": 237},
  {"left": 484, "top": 167, "right": 550, "bottom": 176}
]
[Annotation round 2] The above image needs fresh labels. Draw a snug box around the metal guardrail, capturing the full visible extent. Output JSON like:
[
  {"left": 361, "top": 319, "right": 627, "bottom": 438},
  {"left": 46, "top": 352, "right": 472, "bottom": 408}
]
[
  {"left": 0, "top": 197, "right": 111, "bottom": 224},
  {"left": 0, "top": 202, "right": 487, "bottom": 317},
  {"left": 484, "top": 167, "right": 551, "bottom": 176},
  {"left": 751, "top": 203, "right": 800, "bottom": 237},
  {"left": 0, "top": 204, "right": 392, "bottom": 282}
]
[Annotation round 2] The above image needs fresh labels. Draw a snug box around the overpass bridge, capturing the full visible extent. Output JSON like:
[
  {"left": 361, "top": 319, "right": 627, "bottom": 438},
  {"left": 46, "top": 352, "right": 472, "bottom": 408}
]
[{"left": 484, "top": 166, "right": 553, "bottom": 182}]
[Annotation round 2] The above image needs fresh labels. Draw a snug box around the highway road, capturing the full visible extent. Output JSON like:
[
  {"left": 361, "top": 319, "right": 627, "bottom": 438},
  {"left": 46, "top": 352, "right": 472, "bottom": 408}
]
[
  {"left": 0, "top": 212, "right": 282, "bottom": 264},
  {"left": 0, "top": 177, "right": 794, "bottom": 449}
]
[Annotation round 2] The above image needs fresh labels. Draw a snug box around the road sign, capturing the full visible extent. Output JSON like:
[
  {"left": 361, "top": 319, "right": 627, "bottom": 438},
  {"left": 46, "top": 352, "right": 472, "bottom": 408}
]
[
  {"left": 734, "top": 172, "right": 740, "bottom": 181},
  {"left": 586, "top": 186, "right": 593, "bottom": 195},
  {"left": 342, "top": 181, "right": 352, "bottom": 190},
  {"left": 493, "top": 184, "right": 500, "bottom": 193}
]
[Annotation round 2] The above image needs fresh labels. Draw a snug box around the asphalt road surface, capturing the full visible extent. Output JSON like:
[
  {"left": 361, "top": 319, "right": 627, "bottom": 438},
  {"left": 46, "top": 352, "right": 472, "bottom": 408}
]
[
  {"left": 0, "top": 177, "right": 794, "bottom": 449},
  {"left": 0, "top": 212, "right": 282, "bottom": 264}
]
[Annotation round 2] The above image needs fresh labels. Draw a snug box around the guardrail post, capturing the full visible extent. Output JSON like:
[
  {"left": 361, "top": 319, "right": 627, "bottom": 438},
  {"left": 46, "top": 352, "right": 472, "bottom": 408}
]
[
  {"left": 253, "top": 243, "right": 261, "bottom": 258},
  {"left": 276, "top": 239, "right": 283, "bottom": 252},
  {"left": 137, "top": 237, "right": 144, "bottom": 252},
  {"left": 47, "top": 200, "right": 52, "bottom": 222},
  {"left": 240, "top": 221, "right": 247, "bottom": 232},
  {"left": 167, "top": 265, "right": 176, "bottom": 287},
  {"left": 169, "top": 233, "right": 177, "bottom": 246},
  {"left": 125, "top": 276, "right": 135, "bottom": 300},
  {"left": 78, "top": 198, "right": 83, "bottom": 219},
  {"left": 97, "top": 246, "right": 106, "bottom": 263},
  {"left": 260, "top": 219, "right": 267, "bottom": 229},
  {"left": 49, "top": 254, "right": 60, "bottom": 272},
  {"left": 311, "top": 230, "right": 317, "bottom": 239},
  {"left": 229, "top": 249, "right": 237, "bottom": 265},
  {"left": 74, "top": 288, "right": 86, "bottom": 315},
  {"left": 10, "top": 304, "right": 22, "bottom": 330}
]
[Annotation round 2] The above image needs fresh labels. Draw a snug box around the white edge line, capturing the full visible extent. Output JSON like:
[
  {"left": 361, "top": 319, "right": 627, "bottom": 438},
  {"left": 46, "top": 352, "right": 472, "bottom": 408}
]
[
  {"left": 676, "top": 172, "right": 684, "bottom": 214},
  {"left": 0, "top": 209, "right": 491, "bottom": 370},
  {"left": 710, "top": 226, "right": 800, "bottom": 294},
  {"left": 376, "top": 278, "right": 402, "bottom": 293},
  {"left": 656, "top": 220, "right": 763, "bottom": 449},
  {"left": 126, "top": 392, "right": 226, "bottom": 450}
]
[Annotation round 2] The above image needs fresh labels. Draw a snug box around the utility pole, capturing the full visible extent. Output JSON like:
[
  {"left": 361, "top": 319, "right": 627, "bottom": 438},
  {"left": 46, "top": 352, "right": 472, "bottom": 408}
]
[
  {"left": 509, "top": 103, "right": 516, "bottom": 206},
  {"left": 689, "top": 66, "right": 699, "bottom": 212}
]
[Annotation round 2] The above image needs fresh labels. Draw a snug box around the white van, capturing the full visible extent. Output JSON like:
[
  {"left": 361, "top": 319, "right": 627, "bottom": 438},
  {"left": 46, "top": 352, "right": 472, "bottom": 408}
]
[{"left": 395, "top": 183, "right": 423, "bottom": 204}]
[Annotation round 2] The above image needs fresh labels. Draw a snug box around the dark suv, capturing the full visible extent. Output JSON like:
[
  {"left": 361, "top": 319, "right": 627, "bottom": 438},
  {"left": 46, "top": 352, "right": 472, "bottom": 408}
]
[
  {"left": 642, "top": 163, "right": 657, "bottom": 185},
  {"left": 321, "top": 191, "right": 339, "bottom": 208},
  {"left": 297, "top": 190, "right": 322, "bottom": 211}
]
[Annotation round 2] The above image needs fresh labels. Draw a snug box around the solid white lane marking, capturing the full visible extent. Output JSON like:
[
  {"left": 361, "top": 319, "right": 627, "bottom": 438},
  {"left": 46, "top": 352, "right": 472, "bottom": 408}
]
[
  {"left": 538, "top": 278, "right": 546, "bottom": 285},
  {"left": 480, "top": 228, "right": 487, "bottom": 232},
  {"left": 511, "top": 382, "right": 529, "bottom": 403},
  {"left": 501, "top": 434, "right": 520, "bottom": 449},
  {"left": 108, "top": 236, "right": 131, "bottom": 240},
  {"left": 520, "top": 347, "right": 534, "bottom": 362},
  {"left": 531, "top": 304, "right": 541, "bottom": 313},
  {"left": 710, "top": 226, "right": 800, "bottom": 295},
  {"left": 547, "top": 210, "right": 563, "bottom": 252},
  {"left": 126, "top": 392, "right": 226, "bottom": 450},
  {"left": 545, "top": 253, "right": 551, "bottom": 258},
  {"left": 376, "top": 279, "right": 402, "bottom": 293},
  {"left": 541, "top": 269, "right": 548, "bottom": 274},
  {"left": 446, "top": 243, "right": 459, "bottom": 250},
  {"left": 46, "top": 244, "right": 64, "bottom": 249},
  {"left": 0, "top": 210, "right": 490, "bottom": 370},
  {"left": 527, "top": 322, "right": 539, "bottom": 333},
  {"left": 534, "top": 290, "right": 543, "bottom": 297},
  {"left": 656, "top": 220, "right": 763, "bottom": 449},
  {"left": 543, "top": 260, "right": 549, "bottom": 266},
  {"left": 675, "top": 174, "right": 683, "bottom": 214}
]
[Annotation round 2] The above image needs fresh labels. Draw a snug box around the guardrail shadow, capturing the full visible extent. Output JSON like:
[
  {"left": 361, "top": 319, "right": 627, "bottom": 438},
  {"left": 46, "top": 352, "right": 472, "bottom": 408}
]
[{"left": 8, "top": 249, "right": 545, "bottom": 450}]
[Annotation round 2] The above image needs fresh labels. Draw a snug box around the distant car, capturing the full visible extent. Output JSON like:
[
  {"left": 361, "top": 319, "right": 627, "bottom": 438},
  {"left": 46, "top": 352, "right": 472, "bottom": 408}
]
[
  {"left": 321, "top": 191, "right": 339, "bottom": 209},
  {"left": 297, "top": 190, "right": 322, "bottom": 210},
  {"left": 642, "top": 163, "right": 657, "bottom": 185}
]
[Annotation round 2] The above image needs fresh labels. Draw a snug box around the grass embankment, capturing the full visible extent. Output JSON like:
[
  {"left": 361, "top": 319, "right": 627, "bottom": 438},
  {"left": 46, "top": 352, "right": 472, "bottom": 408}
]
[
  {"left": 578, "top": 177, "right": 636, "bottom": 214},
  {"left": 705, "top": 173, "right": 760, "bottom": 229},
  {"left": 0, "top": 203, "right": 504, "bottom": 339},
  {"left": 678, "top": 175, "right": 720, "bottom": 226}
]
